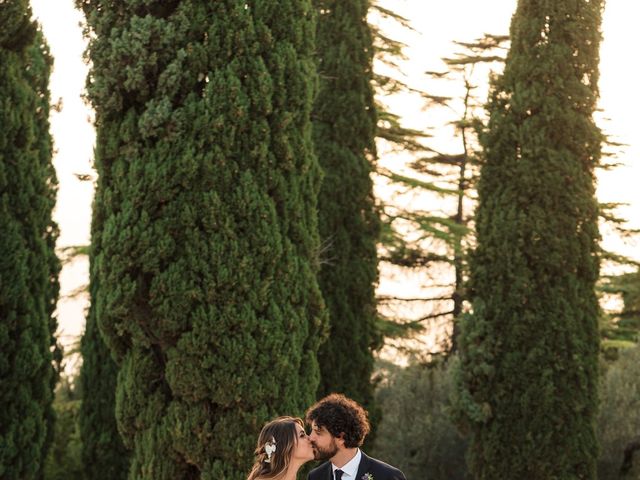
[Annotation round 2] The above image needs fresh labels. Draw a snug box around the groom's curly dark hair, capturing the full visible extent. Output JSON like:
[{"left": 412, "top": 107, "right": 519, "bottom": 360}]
[{"left": 305, "top": 393, "right": 370, "bottom": 448}]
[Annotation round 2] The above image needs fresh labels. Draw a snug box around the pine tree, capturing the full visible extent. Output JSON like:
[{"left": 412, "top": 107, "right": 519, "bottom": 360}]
[
  {"left": 367, "top": 6, "right": 496, "bottom": 355},
  {"left": 369, "top": 2, "right": 426, "bottom": 154},
  {"left": 313, "top": 0, "right": 381, "bottom": 418},
  {"left": 378, "top": 35, "right": 508, "bottom": 357},
  {"left": 367, "top": 1, "right": 436, "bottom": 349},
  {"left": 0, "top": 4, "right": 60, "bottom": 478},
  {"left": 600, "top": 267, "right": 640, "bottom": 356},
  {"left": 77, "top": 1, "right": 324, "bottom": 478},
  {"left": 454, "top": 1, "right": 604, "bottom": 478}
]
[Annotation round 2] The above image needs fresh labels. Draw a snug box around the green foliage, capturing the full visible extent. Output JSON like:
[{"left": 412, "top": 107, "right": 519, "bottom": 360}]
[
  {"left": 600, "top": 268, "right": 640, "bottom": 358},
  {"left": 369, "top": 2, "right": 429, "bottom": 157},
  {"left": 373, "top": 359, "right": 469, "bottom": 480},
  {"left": 454, "top": 1, "right": 604, "bottom": 478},
  {"left": 77, "top": 1, "right": 324, "bottom": 478},
  {"left": 313, "top": 0, "right": 381, "bottom": 427},
  {"left": 27, "top": 29, "right": 63, "bottom": 477},
  {"left": 597, "top": 345, "right": 640, "bottom": 479},
  {"left": 43, "top": 377, "right": 83, "bottom": 480},
  {"left": 79, "top": 153, "right": 128, "bottom": 479},
  {"left": 374, "top": 32, "right": 508, "bottom": 357},
  {"left": 0, "top": 7, "right": 60, "bottom": 478},
  {"left": 79, "top": 279, "right": 129, "bottom": 479}
]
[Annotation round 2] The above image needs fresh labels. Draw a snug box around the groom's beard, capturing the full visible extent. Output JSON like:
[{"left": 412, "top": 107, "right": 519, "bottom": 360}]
[{"left": 312, "top": 439, "right": 339, "bottom": 461}]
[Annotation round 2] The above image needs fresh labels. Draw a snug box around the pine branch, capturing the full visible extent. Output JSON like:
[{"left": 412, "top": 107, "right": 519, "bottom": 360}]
[{"left": 378, "top": 295, "right": 454, "bottom": 303}]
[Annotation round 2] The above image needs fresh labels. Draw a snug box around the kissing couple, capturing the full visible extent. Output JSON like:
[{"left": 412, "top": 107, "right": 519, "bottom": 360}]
[{"left": 246, "top": 393, "right": 407, "bottom": 480}]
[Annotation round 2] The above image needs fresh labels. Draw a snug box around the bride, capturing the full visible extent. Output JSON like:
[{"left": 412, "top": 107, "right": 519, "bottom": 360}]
[{"left": 247, "top": 416, "right": 314, "bottom": 480}]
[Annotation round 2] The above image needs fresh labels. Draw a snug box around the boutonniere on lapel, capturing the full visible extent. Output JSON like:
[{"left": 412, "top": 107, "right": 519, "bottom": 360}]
[{"left": 361, "top": 474, "right": 374, "bottom": 480}]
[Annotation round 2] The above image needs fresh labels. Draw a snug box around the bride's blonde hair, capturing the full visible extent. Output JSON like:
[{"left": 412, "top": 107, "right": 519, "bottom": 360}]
[{"left": 246, "top": 416, "right": 304, "bottom": 480}]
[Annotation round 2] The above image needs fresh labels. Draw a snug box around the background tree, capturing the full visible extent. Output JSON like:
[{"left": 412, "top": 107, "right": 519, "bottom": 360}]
[
  {"left": 599, "top": 263, "right": 640, "bottom": 358},
  {"left": 43, "top": 372, "right": 83, "bottom": 480},
  {"left": 369, "top": 2, "right": 426, "bottom": 154},
  {"left": 371, "top": 5, "right": 635, "bottom": 360},
  {"left": 0, "top": 3, "right": 60, "bottom": 478},
  {"left": 367, "top": 2, "right": 434, "bottom": 350},
  {"left": 77, "top": 1, "right": 324, "bottom": 478},
  {"left": 597, "top": 345, "right": 640, "bottom": 479},
  {"left": 377, "top": 35, "right": 508, "bottom": 357},
  {"left": 454, "top": 1, "right": 604, "bottom": 478},
  {"left": 77, "top": 128, "right": 129, "bottom": 477},
  {"left": 373, "top": 358, "right": 469, "bottom": 480},
  {"left": 79, "top": 261, "right": 129, "bottom": 479},
  {"left": 60, "top": 196, "right": 126, "bottom": 477},
  {"left": 313, "top": 0, "right": 381, "bottom": 422},
  {"left": 27, "top": 30, "right": 63, "bottom": 477}
]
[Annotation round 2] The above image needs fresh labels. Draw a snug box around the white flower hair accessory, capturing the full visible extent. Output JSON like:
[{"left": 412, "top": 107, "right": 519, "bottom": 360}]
[{"left": 264, "top": 437, "right": 277, "bottom": 463}]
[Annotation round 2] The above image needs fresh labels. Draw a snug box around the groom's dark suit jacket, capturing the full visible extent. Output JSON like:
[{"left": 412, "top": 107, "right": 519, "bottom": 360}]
[{"left": 307, "top": 451, "right": 407, "bottom": 480}]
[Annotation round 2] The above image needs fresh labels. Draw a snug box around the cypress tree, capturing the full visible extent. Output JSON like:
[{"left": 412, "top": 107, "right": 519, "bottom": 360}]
[
  {"left": 0, "top": 3, "right": 60, "bottom": 478},
  {"left": 77, "top": 1, "right": 324, "bottom": 478},
  {"left": 313, "top": 0, "right": 381, "bottom": 415},
  {"left": 79, "top": 106, "right": 129, "bottom": 477},
  {"left": 27, "top": 31, "right": 62, "bottom": 477},
  {"left": 79, "top": 259, "right": 129, "bottom": 478},
  {"left": 454, "top": 1, "right": 603, "bottom": 478}
]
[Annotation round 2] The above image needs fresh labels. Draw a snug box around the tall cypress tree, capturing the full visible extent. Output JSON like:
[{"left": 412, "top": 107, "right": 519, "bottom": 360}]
[
  {"left": 79, "top": 96, "right": 129, "bottom": 477},
  {"left": 79, "top": 259, "right": 129, "bottom": 478},
  {"left": 454, "top": 1, "right": 603, "bottom": 478},
  {"left": 313, "top": 0, "right": 380, "bottom": 414},
  {"left": 27, "top": 31, "right": 62, "bottom": 477},
  {"left": 0, "top": 3, "right": 60, "bottom": 478},
  {"left": 77, "top": 1, "right": 324, "bottom": 478}
]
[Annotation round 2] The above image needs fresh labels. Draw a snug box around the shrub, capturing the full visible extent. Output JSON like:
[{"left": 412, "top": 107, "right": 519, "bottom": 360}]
[
  {"left": 373, "top": 359, "right": 469, "bottom": 480},
  {"left": 598, "top": 345, "right": 640, "bottom": 479}
]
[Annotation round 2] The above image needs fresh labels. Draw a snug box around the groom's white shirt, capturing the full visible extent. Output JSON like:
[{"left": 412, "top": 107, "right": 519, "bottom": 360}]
[{"left": 331, "top": 448, "right": 362, "bottom": 480}]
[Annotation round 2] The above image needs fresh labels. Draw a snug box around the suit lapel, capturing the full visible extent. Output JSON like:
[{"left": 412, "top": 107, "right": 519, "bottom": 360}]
[
  {"left": 325, "top": 461, "right": 334, "bottom": 480},
  {"left": 355, "top": 451, "right": 371, "bottom": 480}
]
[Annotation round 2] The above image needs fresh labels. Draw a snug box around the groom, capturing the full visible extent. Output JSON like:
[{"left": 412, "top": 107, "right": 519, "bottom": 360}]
[{"left": 306, "top": 393, "right": 406, "bottom": 480}]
